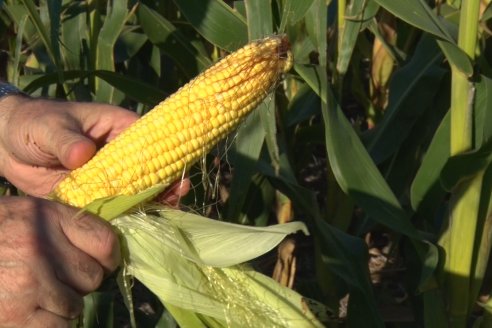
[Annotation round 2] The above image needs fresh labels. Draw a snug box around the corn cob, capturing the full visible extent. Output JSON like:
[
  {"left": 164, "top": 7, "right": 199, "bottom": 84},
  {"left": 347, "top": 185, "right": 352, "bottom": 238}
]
[{"left": 54, "top": 35, "right": 293, "bottom": 208}]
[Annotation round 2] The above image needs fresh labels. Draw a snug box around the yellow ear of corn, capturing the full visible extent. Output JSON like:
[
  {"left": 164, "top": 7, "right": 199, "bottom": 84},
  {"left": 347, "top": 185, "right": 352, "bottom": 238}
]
[{"left": 54, "top": 35, "right": 293, "bottom": 208}]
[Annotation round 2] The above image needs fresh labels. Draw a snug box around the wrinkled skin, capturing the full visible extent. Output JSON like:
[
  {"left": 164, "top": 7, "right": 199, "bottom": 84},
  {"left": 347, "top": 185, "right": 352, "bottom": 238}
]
[{"left": 0, "top": 95, "right": 189, "bottom": 327}]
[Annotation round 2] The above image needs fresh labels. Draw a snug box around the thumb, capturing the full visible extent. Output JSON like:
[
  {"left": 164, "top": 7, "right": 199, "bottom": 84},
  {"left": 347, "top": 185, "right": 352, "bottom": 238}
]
[
  {"left": 3, "top": 103, "right": 98, "bottom": 169},
  {"left": 51, "top": 129, "right": 97, "bottom": 169},
  {"left": 54, "top": 202, "right": 121, "bottom": 272}
]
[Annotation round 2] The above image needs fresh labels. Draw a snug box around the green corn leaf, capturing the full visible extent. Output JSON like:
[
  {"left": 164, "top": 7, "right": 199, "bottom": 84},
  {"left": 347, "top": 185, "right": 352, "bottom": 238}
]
[
  {"left": 22, "top": 71, "right": 88, "bottom": 93},
  {"left": 245, "top": 0, "right": 280, "bottom": 175},
  {"left": 337, "top": 0, "right": 379, "bottom": 76},
  {"left": 137, "top": 4, "right": 211, "bottom": 78},
  {"left": 437, "top": 39, "right": 473, "bottom": 76},
  {"left": 172, "top": 0, "right": 248, "bottom": 51},
  {"left": 81, "top": 292, "right": 115, "bottom": 328},
  {"left": 374, "top": 0, "right": 473, "bottom": 76},
  {"left": 367, "top": 35, "right": 446, "bottom": 164},
  {"left": 94, "top": 70, "right": 168, "bottom": 106},
  {"left": 285, "top": 83, "right": 321, "bottom": 127},
  {"left": 373, "top": 0, "right": 453, "bottom": 41},
  {"left": 19, "top": 0, "right": 57, "bottom": 66},
  {"left": 315, "top": 218, "right": 384, "bottom": 327},
  {"left": 470, "top": 164, "right": 492, "bottom": 316},
  {"left": 304, "top": 0, "right": 326, "bottom": 65},
  {"left": 410, "top": 113, "right": 450, "bottom": 212},
  {"left": 279, "top": 0, "right": 315, "bottom": 31},
  {"left": 95, "top": 0, "right": 128, "bottom": 103},
  {"left": 441, "top": 143, "right": 492, "bottom": 192},
  {"left": 22, "top": 70, "right": 167, "bottom": 106},
  {"left": 245, "top": 0, "right": 273, "bottom": 38},
  {"left": 60, "top": 1, "right": 85, "bottom": 71},
  {"left": 225, "top": 113, "right": 266, "bottom": 221},
  {"left": 259, "top": 160, "right": 322, "bottom": 221},
  {"left": 46, "top": 0, "right": 61, "bottom": 67},
  {"left": 293, "top": 64, "right": 327, "bottom": 103},
  {"left": 296, "top": 62, "right": 421, "bottom": 237},
  {"left": 475, "top": 75, "right": 492, "bottom": 148}
]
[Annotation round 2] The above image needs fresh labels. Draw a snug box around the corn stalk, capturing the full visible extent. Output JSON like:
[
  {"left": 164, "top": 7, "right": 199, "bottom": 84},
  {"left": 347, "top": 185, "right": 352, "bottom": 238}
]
[{"left": 440, "top": 0, "right": 481, "bottom": 326}]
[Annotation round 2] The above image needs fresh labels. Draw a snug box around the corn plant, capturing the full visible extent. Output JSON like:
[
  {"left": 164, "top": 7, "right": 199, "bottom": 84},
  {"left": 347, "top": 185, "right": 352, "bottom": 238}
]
[{"left": 1, "top": 0, "right": 492, "bottom": 327}]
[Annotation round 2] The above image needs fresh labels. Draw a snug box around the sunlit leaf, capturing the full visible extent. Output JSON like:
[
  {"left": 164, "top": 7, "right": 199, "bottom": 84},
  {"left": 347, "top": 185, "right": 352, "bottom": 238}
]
[
  {"left": 373, "top": 0, "right": 453, "bottom": 41},
  {"left": 137, "top": 4, "right": 211, "bottom": 78},
  {"left": 279, "top": 0, "right": 315, "bottom": 30},
  {"left": 245, "top": 0, "right": 280, "bottom": 174},
  {"left": 172, "top": 0, "right": 248, "bottom": 51},
  {"left": 95, "top": 0, "right": 128, "bottom": 103},
  {"left": 374, "top": 0, "right": 473, "bottom": 75}
]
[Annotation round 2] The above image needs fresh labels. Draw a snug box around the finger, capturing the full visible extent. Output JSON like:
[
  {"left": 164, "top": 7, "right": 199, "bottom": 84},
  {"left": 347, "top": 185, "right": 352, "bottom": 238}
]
[
  {"left": 25, "top": 308, "right": 71, "bottom": 328},
  {"left": 37, "top": 282, "right": 83, "bottom": 320},
  {"left": 45, "top": 129, "right": 97, "bottom": 170},
  {"left": 2, "top": 100, "right": 97, "bottom": 169},
  {"left": 52, "top": 242, "right": 104, "bottom": 294},
  {"left": 70, "top": 103, "right": 139, "bottom": 142},
  {"left": 156, "top": 178, "right": 191, "bottom": 206},
  {"left": 58, "top": 210, "right": 121, "bottom": 272}
]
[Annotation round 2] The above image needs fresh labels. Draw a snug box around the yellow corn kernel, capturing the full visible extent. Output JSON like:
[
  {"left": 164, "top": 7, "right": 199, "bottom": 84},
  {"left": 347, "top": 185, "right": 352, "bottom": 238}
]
[{"left": 54, "top": 35, "right": 293, "bottom": 208}]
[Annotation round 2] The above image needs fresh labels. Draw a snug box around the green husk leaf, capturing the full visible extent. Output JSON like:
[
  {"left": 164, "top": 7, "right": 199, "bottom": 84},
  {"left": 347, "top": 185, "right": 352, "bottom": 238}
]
[
  {"left": 81, "top": 183, "right": 168, "bottom": 220},
  {"left": 111, "top": 210, "right": 328, "bottom": 327},
  {"left": 114, "top": 208, "right": 309, "bottom": 267}
]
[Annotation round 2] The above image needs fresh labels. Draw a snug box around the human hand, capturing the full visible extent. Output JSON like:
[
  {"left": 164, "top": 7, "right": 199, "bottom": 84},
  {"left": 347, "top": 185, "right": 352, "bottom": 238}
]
[
  {"left": 0, "top": 95, "right": 138, "bottom": 197},
  {"left": 0, "top": 196, "right": 120, "bottom": 327}
]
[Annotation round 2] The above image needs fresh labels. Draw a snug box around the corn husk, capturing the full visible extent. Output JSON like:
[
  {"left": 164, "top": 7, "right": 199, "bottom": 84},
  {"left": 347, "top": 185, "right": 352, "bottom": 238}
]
[
  {"left": 111, "top": 209, "right": 329, "bottom": 327},
  {"left": 79, "top": 183, "right": 329, "bottom": 326}
]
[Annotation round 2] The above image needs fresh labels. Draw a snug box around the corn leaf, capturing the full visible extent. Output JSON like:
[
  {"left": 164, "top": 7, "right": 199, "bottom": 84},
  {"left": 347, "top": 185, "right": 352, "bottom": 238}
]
[
  {"left": 23, "top": 70, "right": 168, "bottom": 106},
  {"left": 373, "top": 0, "right": 473, "bottom": 76},
  {"left": 337, "top": 0, "right": 379, "bottom": 76},
  {"left": 172, "top": 0, "right": 248, "bottom": 51},
  {"left": 81, "top": 292, "right": 114, "bottom": 328},
  {"left": 94, "top": 70, "right": 168, "bottom": 106},
  {"left": 225, "top": 113, "right": 266, "bottom": 221},
  {"left": 410, "top": 113, "right": 450, "bottom": 212},
  {"left": 373, "top": 0, "right": 453, "bottom": 41},
  {"left": 470, "top": 165, "right": 492, "bottom": 315},
  {"left": 245, "top": 0, "right": 273, "bottom": 38},
  {"left": 280, "top": 0, "right": 315, "bottom": 29},
  {"left": 59, "top": 2, "right": 85, "bottom": 71},
  {"left": 95, "top": 0, "right": 128, "bottom": 103},
  {"left": 137, "top": 4, "right": 211, "bottom": 78},
  {"left": 299, "top": 63, "right": 421, "bottom": 239},
  {"left": 367, "top": 35, "right": 446, "bottom": 164},
  {"left": 475, "top": 75, "right": 492, "bottom": 148},
  {"left": 19, "top": 0, "right": 57, "bottom": 66},
  {"left": 245, "top": 0, "right": 281, "bottom": 175}
]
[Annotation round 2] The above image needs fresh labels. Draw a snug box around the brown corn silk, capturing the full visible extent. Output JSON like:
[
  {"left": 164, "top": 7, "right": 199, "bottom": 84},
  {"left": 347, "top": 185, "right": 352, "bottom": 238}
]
[{"left": 54, "top": 35, "right": 292, "bottom": 208}]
